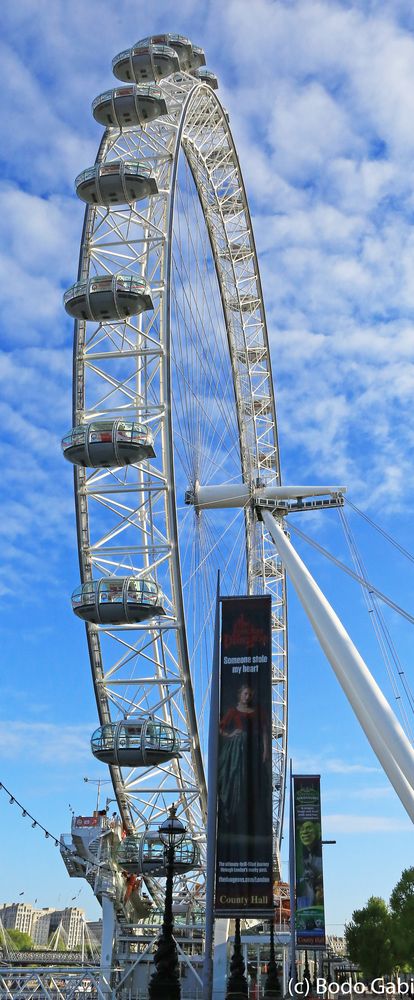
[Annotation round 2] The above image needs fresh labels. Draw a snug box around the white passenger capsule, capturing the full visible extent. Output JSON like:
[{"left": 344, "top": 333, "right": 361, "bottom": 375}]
[
  {"left": 194, "top": 67, "right": 218, "bottom": 89},
  {"left": 117, "top": 831, "right": 201, "bottom": 875},
  {"left": 139, "top": 34, "right": 205, "bottom": 71},
  {"left": 71, "top": 576, "right": 165, "bottom": 625},
  {"left": 64, "top": 274, "right": 153, "bottom": 322},
  {"left": 91, "top": 718, "right": 181, "bottom": 767},
  {"left": 92, "top": 84, "right": 167, "bottom": 128},
  {"left": 75, "top": 161, "right": 158, "bottom": 206},
  {"left": 112, "top": 42, "right": 180, "bottom": 83},
  {"left": 61, "top": 420, "right": 155, "bottom": 468},
  {"left": 189, "top": 44, "right": 206, "bottom": 70}
]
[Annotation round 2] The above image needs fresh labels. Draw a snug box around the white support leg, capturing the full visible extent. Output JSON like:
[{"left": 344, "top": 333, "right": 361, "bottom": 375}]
[
  {"left": 261, "top": 511, "right": 414, "bottom": 821},
  {"left": 100, "top": 893, "right": 115, "bottom": 998},
  {"left": 212, "top": 919, "right": 230, "bottom": 997}
]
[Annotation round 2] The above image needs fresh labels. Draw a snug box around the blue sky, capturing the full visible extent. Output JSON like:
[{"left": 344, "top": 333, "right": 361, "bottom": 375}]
[{"left": 1, "top": 0, "right": 413, "bottom": 932}]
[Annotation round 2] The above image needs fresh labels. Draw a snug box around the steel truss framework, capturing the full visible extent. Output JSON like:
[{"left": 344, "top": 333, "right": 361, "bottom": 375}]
[
  {"left": 70, "top": 62, "right": 287, "bottom": 948},
  {"left": 0, "top": 968, "right": 103, "bottom": 1000}
]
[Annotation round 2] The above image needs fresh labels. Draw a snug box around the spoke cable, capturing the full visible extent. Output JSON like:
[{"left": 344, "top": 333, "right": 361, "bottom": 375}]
[
  {"left": 338, "top": 507, "right": 414, "bottom": 739},
  {"left": 288, "top": 521, "right": 414, "bottom": 627},
  {"left": 345, "top": 497, "right": 414, "bottom": 564}
]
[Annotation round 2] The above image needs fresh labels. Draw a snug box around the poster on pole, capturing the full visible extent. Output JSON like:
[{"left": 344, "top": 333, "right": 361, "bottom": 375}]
[
  {"left": 293, "top": 775, "right": 326, "bottom": 947},
  {"left": 214, "top": 595, "right": 273, "bottom": 915}
]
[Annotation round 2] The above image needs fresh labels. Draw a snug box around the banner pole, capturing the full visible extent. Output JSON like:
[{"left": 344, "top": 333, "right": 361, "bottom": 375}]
[
  {"left": 289, "top": 760, "right": 296, "bottom": 990},
  {"left": 202, "top": 571, "right": 221, "bottom": 1000}
]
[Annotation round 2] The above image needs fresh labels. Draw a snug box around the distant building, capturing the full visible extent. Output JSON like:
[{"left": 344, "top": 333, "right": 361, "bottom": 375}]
[
  {"left": 0, "top": 903, "right": 34, "bottom": 936},
  {"left": 49, "top": 907, "right": 85, "bottom": 949},
  {"left": 86, "top": 919, "right": 102, "bottom": 945},
  {"left": 0, "top": 903, "right": 87, "bottom": 949},
  {"left": 327, "top": 935, "right": 346, "bottom": 955},
  {"left": 31, "top": 908, "right": 55, "bottom": 946}
]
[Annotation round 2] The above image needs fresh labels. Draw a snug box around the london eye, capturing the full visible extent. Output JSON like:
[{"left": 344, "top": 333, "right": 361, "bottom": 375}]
[{"left": 61, "top": 30, "right": 287, "bottom": 989}]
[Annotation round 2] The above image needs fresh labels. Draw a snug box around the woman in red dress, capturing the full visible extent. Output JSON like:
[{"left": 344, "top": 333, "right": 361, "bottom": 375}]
[{"left": 217, "top": 684, "right": 271, "bottom": 845}]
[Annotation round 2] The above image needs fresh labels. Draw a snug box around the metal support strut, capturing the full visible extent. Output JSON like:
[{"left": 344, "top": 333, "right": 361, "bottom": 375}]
[{"left": 261, "top": 511, "right": 414, "bottom": 822}]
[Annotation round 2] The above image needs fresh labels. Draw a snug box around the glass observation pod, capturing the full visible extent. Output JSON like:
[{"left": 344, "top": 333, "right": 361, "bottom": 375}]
[
  {"left": 117, "top": 831, "right": 201, "bottom": 876},
  {"left": 194, "top": 67, "right": 218, "bottom": 89},
  {"left": 112, "top": 43, "right": 180, "bottom": 84},
  {"left": 75, "top": 161, "right": 158, "bottom": 207},
  {"left": 71, "top": 576, "right": 165, "bottom": 626},
  {"left": 61, "top": 419, "right": 155, "bottom": 468},
  {"left": 169, "top": 904, "right": 204, "bottom": 928},
  {"left": 190, "top": 45, "right": 206, "bottom": 70},
  {"left": 64, "top": 274, "right": 153, "bottom": 322},
  {"left": 134, "top": 32, "right": 206, "bottom": 72},
  {"left": 90, "top": 718, "right": 181, "bottom": 767},
  {"left": 92, "top": 84, "right": 167, "bottom": 128}
]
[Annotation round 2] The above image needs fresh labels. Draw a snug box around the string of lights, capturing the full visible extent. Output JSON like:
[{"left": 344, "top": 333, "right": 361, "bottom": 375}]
[{"left": 0, "top": 780, "right": 60, "bottom": 848}]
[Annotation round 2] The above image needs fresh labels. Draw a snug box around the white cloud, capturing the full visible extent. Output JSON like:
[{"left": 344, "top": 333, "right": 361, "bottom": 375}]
[
  {"left": 293, "top": 752, "right": 380, "bottom": 774},
  {"left": 0, "top": 185, "right": 81, "bottom": 279},
  {"left": 0, "top": 722, "right": 94, "bottom": 764},
  {"left": 268, "top": 82, "right": 360, "bottom": 185},
  {"left": 324, "top": 784, "right": 393, "bottom": 801},
  {"left": 323, "top": 813, "right": 412, "bottom": 833}
]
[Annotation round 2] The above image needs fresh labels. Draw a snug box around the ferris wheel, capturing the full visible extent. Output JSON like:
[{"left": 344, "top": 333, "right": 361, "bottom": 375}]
[{"left": 62, "top": 33, "right": 287, "bottom": 917}]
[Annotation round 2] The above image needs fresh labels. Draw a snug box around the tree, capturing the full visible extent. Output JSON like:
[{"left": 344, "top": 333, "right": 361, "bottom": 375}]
[
  {"left": 345, "top": 896, "right": 396, "bottom": 980},
  {"left": 7, "top": 929, "right": 33, "bottom": 951},
  {"left": 390, "top": 867, "right": 414, "bottom": 970}
]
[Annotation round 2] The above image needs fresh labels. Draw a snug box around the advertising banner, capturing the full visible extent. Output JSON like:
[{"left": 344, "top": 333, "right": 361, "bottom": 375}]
[
  {"left": 293, "top": 775, "right": 326, "bottom": 947},
  {"left": 214, "top": 596, "right": 273, "bottom": 915}
]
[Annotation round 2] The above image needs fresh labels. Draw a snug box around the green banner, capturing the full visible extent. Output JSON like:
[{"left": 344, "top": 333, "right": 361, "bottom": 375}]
[{"left": 293, "top": 775, "right": 326, "bottom": 947}]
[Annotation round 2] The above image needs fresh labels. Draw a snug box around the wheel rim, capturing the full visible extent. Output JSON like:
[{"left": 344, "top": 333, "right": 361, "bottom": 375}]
[{"left": 69, "top": 66, "right": 287, "bottom": 923}]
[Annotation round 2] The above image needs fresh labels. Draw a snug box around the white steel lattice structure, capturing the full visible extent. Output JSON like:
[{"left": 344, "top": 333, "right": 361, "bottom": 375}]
[{"left": 61, "top": 33, "right": 287, "bottom": 986}]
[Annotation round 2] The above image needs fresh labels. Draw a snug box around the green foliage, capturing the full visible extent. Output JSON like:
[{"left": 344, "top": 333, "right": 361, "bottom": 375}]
[
  {"left": 72, "top": 942, "right": 96, "bottom": 955},
  {"left": 345, "top": 896, "right": 396, "bottom": 980},
  {"left": 7, "top": 929, "right": 33, "bottom": 951},
  {"left": 390, "top": 867, "right": 414, "bottom": 970}
]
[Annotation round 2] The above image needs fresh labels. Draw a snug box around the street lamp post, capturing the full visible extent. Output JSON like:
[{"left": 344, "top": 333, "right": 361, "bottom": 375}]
[
  {"left": 264, "top": 917, "right": 282, "bottom": 999},
  {"left": 303, "top": 951, "right": 311, "bottom": 991},
  {"left": 225, "top": 917, "right": 248, "bottom": 999},
  {"left": 148, "top": 804, "right": 186, "bottom": 1000}
]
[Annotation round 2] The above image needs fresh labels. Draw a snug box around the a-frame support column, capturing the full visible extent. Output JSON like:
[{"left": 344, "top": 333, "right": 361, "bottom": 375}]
[{"left": 261, "top": 511, "right": 414, "bottom": 822}]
